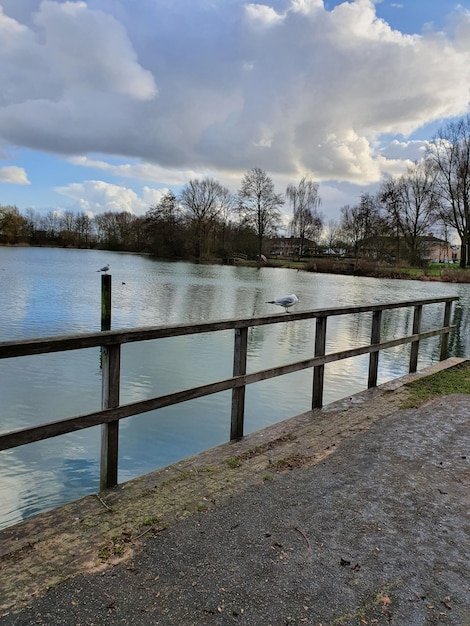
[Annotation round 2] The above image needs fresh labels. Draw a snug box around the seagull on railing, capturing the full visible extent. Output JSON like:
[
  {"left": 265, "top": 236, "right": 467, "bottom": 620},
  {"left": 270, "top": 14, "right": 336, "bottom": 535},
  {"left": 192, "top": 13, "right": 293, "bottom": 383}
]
[
  {"left": 266, "top": 293, "right": 299, "bottom": 313},
  {"left": 96, "top": 264, "right": 110, "bottom": 274}
]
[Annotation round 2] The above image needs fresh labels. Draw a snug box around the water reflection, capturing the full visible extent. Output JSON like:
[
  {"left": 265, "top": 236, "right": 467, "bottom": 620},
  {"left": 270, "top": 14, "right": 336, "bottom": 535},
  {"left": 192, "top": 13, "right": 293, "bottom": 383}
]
[{"left": 0, "top": 246, "right": 468, "bottom": 529}]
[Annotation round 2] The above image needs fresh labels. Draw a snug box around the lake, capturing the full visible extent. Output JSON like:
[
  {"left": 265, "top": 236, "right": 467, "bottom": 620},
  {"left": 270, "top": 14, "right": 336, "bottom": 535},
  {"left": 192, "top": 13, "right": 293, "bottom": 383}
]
[{"left": 0, "top": 246, "right": 468, "bottom": 529}]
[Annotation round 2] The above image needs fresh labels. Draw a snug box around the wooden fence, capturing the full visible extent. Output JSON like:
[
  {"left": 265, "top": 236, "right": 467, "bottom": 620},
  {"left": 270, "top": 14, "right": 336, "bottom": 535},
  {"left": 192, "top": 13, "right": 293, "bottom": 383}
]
[{"left": 0, "top": 296, "right": 458, "bottom": 491}]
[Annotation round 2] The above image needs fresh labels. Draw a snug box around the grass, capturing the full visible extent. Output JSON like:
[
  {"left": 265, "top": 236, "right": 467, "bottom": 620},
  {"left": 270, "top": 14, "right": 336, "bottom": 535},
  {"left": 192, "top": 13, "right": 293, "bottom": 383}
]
[
  {"left": 401, "top": 361, "right": 470, "bottom": 408},
  {"left": 403, "top": 267, "right": 441, "bottom": 277},
  {"left": 268, "top": 256, "right": 470, "bottom": 283},
  {"left": 142, "top": 515, "right": 160, "bottom": 526},
  {"left": 225, "top": 456, "right": 241, "bottom": 469}
]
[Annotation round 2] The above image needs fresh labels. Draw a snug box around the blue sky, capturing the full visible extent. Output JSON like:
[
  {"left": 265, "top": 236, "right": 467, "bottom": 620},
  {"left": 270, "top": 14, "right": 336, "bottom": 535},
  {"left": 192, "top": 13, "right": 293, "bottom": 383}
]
[{"left": 1, "top": 0, "right": 470, "bottom": 224}]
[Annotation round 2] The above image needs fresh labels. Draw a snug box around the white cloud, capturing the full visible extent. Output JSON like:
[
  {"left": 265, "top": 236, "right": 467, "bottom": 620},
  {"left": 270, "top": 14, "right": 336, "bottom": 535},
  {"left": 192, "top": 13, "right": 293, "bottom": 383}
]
[
  {"left": 244, "top": 3, "right": 284, "bottom": 26},
  {"left": 0, "top": 1, "right": 157, "bottom": 154},
  {"left": 54, "top": 180, "right": 166, "bottom": 216},
  {"left": 379, "top": 139, "right": 428, "bottom": 162},
  {"left": 0, "top": 165, "right": 30, "bottom": 184},
  {"left": 33, "top": 1, "right": 157, "bottom": 100},
  {"left": 68, "top": 155, "right": 203, "bottom": 186},
  {"left": 0, "top": 0, "right": 469, "bottom": 197}
]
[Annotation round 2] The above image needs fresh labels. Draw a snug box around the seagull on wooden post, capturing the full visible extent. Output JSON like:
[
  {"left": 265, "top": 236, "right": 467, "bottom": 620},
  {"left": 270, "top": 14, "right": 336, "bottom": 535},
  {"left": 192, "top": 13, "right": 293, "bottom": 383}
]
[
  {"left": 266, "top": 293, "right": 298, "bottom": 313},
  {"left": 97, "top": 264, "right": 110, "bottom": 274}
]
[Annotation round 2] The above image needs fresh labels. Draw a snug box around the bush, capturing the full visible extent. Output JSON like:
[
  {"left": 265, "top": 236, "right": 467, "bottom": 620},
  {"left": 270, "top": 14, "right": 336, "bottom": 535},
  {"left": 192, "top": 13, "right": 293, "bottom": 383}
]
[{"left": 440, "top": 267, "right": 470, "bottom": 283}]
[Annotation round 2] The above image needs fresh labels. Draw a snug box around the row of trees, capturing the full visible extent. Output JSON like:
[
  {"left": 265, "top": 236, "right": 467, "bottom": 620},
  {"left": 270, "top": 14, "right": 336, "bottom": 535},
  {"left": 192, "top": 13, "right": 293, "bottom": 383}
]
[
  {"left": 337, "top": 113, "right": 470, "bottom": 269},
  {"left": 1, "top": 116, "right": 470, "bottom": 267},
  {"left": 0, "top": 167, "right": 323, "bottom": 261}
]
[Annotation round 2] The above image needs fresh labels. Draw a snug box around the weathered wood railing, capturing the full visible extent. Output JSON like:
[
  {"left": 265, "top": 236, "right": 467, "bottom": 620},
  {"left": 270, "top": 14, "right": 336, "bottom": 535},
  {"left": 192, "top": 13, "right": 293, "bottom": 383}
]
[{"left": 0, "top": 296, "right": 458, "bottom": 491}]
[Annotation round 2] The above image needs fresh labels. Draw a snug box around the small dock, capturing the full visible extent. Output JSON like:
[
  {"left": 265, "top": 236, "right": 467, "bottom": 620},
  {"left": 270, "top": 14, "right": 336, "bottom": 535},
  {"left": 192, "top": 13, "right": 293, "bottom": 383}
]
[{"left": 1, "top": 358, "right": 469, "bottom": 624}]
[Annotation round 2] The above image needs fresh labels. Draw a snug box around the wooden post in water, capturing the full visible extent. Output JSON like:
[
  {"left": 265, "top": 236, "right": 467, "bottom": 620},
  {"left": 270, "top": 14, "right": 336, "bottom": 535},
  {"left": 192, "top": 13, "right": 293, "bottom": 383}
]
[{"left": 99, "top": 273, "right": 120, "bottom": 491}]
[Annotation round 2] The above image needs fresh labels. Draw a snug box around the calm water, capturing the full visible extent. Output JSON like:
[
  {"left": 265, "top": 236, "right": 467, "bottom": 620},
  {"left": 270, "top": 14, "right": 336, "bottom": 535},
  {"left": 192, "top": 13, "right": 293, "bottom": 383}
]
[{"left": 0, "top": 247, "right": 468, "bottom": 529}]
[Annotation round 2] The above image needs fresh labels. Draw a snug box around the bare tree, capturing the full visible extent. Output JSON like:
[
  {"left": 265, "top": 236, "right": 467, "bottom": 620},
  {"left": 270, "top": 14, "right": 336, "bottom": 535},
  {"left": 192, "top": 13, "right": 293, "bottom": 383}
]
[
  {"left": 286, "top": 177, "right": 323, "bottom": 257},
  {"left": 0, "top": 205, "right": 26, "bottom": 243},
  {"left": 340, "top": 193, "right": 382, "bottom": 260},
  {"left": 41, "top": 210, "right": 61, "bottom": 240},
  {"left": 179, "top": 178, "right": 230, "bottom": 258},
  {"left": 320, "top": 219, "right": 345, "bottom": 255},
  {"left": 93, "top": 211, "right": 142, "bottom": 250},
  {"left": 74, "top": 212, "right": 93, "bottom": 247},
  {"left": 59, "top": 210, "right": 76, "bottom": 245},
  {"left": 114, "top": 211, "right": 139, "bottom": 249},
  {"left": 146, "top": 191, "right": 186, "bottom": 256},
  {"left": 238, "top": 167, "right": 284, "bottom": 257},
  {"left": 426, "top": 115, "right": 470, "bottom": 267},
  {"left": 213, "top": 185, "right": 236, "bottom": 255},
  {"left": 61, "top": 210, "right": 76, "bottom": 233},
  {"left": 380, "top": 160, "right": 439, "bottom": 266},
  {"left": 148, "top": 191, "right": 181, "bottom": 223},
  {"left": 94, "top": 212, "right": 118, "bottom": 246},
  {"left": 23, "top": 208, "right": 41, "bottom": 239}
]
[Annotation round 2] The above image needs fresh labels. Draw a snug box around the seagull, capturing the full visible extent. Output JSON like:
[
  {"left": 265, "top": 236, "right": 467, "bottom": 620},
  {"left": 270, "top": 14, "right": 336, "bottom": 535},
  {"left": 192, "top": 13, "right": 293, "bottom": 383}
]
[
  {"left": 96, "top": 264, "right": 110, "bottom": 273},
  {"left": 266, "top": 293, "right": 299, "bottom": 313}
]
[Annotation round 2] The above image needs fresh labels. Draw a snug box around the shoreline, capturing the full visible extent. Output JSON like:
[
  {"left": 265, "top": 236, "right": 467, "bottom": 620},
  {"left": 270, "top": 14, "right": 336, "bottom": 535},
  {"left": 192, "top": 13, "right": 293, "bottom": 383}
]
[{"left": 2, "top": 242, "right": 469, "bottom": 283}]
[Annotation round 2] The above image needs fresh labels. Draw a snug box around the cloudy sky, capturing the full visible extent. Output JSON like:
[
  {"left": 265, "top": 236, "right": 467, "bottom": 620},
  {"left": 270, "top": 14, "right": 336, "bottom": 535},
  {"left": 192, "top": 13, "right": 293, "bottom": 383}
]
[{"left": 1, "top": 0, "right": 470, "bottom": 225}]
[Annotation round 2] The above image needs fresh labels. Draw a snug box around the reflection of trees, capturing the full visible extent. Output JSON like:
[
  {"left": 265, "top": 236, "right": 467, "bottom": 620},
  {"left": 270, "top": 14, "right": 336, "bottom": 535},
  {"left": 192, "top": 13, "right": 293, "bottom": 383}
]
[
  {"left": 381, "top": 308, "right": 413, "bottom": 340},
  {"left": 276, "top": 319, "right": 312, "bottom": 357},
  {"left": 184, "top": 284, "right": 219, "bottom": 321}
]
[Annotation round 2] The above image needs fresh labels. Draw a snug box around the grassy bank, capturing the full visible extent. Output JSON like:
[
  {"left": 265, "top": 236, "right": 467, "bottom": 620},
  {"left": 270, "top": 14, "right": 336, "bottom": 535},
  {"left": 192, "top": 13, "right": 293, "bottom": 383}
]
[{"left": 254, "top": 257, "right": 470, "bottom": 283}]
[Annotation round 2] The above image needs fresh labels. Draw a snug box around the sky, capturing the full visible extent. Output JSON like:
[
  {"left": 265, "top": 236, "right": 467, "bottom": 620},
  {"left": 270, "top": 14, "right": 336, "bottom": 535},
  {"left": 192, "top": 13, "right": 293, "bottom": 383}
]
[{"left": 1, "top": 0, "right": 470, "bottom": 228}]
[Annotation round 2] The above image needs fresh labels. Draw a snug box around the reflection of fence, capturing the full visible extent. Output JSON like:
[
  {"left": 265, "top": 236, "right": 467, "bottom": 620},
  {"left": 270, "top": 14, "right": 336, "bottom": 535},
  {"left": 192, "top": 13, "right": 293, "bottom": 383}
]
[{"left": 0, "top": 296, "right": 458, "bottom": 491}]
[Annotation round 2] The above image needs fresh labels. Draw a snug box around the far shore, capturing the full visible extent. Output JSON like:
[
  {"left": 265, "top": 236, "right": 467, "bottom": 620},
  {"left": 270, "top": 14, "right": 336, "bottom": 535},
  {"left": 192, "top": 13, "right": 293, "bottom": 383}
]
[
  {"left": 1, "top": 242, "right": 469, "bottom": 283},
  {"left": 238, "top": 256, "right": 470, "bottom": 284}
]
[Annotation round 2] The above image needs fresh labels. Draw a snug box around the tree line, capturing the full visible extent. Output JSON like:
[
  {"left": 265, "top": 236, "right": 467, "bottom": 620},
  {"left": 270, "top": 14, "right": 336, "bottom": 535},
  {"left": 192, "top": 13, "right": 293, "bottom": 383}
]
[{"left": 1, "top": 116, "right": 469, "bottom": 267}]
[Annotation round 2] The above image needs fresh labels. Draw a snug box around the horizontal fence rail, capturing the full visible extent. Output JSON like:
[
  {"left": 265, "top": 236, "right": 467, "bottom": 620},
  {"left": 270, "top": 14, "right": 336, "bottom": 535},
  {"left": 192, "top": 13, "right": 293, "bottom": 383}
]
[{"left": 0, "top": 296, "right": 458, "bottom": 491}]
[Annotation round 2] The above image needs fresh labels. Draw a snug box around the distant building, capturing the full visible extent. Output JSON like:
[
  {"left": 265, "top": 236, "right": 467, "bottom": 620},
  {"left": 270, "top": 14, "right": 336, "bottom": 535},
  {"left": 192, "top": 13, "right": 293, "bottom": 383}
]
[
  {"left": 268, "top": 236, "right": 317, "bottom": 257},
  {"left": 361, "top": 234, "right": 461, "bottom": 265},
  {"left": 421, "top": 235, "right": 460, "bottom": 264}
]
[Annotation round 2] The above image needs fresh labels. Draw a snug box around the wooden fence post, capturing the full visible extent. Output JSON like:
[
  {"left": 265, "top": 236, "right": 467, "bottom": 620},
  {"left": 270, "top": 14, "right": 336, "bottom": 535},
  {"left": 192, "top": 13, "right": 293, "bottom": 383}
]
[
  {"left": 100, "top": 343, "right": 121, "bottom": 490},
  {"left": 409, "top": 304, "right": 422, "bottom": 373},
  {"left": 439, "top": 300, "right": 452, "bottom": 361},
  {"left": 230, "top": 326, "right": 248, "bottom": 440},
  {"left": 368, "top": 310, "right": 382, "bottom": 388},
  {"left": 99, "top": 273, "right": 120, "bottom": 491},
  {"left": 313, "top": 316, "right": 327, "bottom": 409}
]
